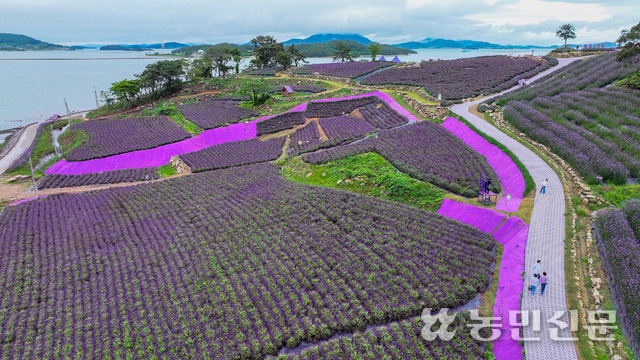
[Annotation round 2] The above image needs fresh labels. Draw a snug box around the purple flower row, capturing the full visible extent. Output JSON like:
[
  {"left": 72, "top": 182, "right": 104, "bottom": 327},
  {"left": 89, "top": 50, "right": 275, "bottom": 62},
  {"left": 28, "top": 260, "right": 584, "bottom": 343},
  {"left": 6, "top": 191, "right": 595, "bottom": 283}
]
[
  {"left": 268, "top": 85, "right": 327, "bottom": 94},
  {"left": 503, "top": 99, "right": 630, "bottom": 184},
  {"left": 318, "top": 116, "right": 376, "bottom": 145},
  {"left": 65, "top": 116, "right": 191, "bottom": 162},
  {"left": 303, "top": 121, "right": 501, "bottom": 197},
  {"left": 305, "top": 96, "right": 379, "bottom": 118},
  {"left": 177, "top": 100, "right": 259, "bottom": 130},
  {"left": 38, "top": 167, "right": 160, "bottom": 189},
  {"left": 293, "top": 61, "right": 394, "bottom": 79},
  {"left": 357, "top": 102, "right": 409, "bottom": 129},
  {"left": 270, "top": 315, "right": 485, "bottom": 360},
  {"left": 362, "top": 55, "right": 550, "bottom": 99},
  {"left": 594, "top": 204, "right": 640, "bottom": 356},
  {"left": 0, "top": 163, "right": 494, "bottom": 359},
  {"left": 256, "top": 111, "right": 306, "bottom": 136},
  {"left": 288, "top": 121, "right": 324, "bottom": 156},
  {"left": 179, "top": 138, "right": 285, "bottom": 172}
]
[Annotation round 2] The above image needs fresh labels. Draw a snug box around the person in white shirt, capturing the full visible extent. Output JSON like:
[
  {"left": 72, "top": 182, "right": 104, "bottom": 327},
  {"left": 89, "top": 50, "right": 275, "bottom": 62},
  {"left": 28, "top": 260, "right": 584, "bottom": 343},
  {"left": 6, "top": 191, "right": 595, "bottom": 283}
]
[{"left": 540, "top": 178, "right": 548, "bottom": 194}]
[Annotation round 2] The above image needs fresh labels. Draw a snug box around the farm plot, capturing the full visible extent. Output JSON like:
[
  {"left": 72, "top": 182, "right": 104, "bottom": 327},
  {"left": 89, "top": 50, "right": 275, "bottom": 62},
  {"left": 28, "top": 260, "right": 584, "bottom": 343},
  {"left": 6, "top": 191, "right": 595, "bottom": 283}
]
[
  {"left": 177, "top": 100, "right": 259, "bottom": 129},
  {"left": 38, "top": 167, "right": 160, "bottom": 189},
  {"left": 362, "top": 55, "right": 553, "bottom": 100},
  {"left": 65, "top": 116, "right": 191, "bottom": 161},
  {"left": 293, "top": 61, "right": 394, "bottom": 79},
  {"left": 305, "top": 96, "right": 380, "bottom": 118},
  {"left": 304, "top": 121, "right": 501, "bottom": 197},
  {"left": 180, "top": 137, "right": 285, "bottom": 172},
  {"left": 0, "top": 163, "right": 495, "bottom": 359},
  {"left": 288, "top": 121, "right": 324, "bottom": 156},
  {"left": 268, "top": 85, "right": 327, "bottom": 94},
  {"left": 318, "top": 116, "right": 376, "bottom": 144},
  {"left": 503, "top": 86, "right": 640, "bottom": 184},
  {"left": 256, "top": 111, "right": 306, "bottom": 136},
  {"left": 357, "top": 102, "right": 409, "bottom": 129}
]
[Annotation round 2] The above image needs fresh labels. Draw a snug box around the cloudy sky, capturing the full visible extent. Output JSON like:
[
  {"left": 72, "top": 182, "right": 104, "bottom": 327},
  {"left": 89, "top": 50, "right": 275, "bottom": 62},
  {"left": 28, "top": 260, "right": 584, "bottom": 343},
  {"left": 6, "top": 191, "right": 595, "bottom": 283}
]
[{"left": 2, "top": 0, "right": 638, "bottom": 46}]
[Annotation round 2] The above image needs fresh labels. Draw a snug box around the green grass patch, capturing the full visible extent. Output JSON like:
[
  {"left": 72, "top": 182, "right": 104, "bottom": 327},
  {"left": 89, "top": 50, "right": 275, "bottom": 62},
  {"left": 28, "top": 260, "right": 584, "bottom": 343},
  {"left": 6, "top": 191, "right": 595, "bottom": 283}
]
[
  {"left": 141, "top": 102, "right": 202, "bottom": 135},
  {"left": 281, "top": 152, "right": 446, "bottom": 212},
  {"left": 450, "top": 111, "right": 535, "bottom": 197},
  {"left": 158, "top": 164, "right": 177, "bottom": 178},
  {"left": 59, "top": 129, "right": 89, "bottom": 157},
  {"left": 593, "top": 184, "right": 640, "bottom": 206}
]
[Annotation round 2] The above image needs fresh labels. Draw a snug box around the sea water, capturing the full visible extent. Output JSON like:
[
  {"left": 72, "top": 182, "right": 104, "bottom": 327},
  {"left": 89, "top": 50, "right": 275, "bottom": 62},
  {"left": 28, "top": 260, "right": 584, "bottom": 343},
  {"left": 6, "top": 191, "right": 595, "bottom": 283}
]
[{"left": 0, "top": 47, "right": 549, "bottom": 135}]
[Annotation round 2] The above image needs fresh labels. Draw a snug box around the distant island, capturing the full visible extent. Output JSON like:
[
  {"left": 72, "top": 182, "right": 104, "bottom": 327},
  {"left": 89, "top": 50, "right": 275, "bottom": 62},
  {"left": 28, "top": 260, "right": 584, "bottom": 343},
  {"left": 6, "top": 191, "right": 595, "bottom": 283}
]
[
  {"left": 394, "top": 37, "right": 556, "bottom": 49},
  {"left": 0, "top": 33, "right": 69, "bottom": 51},
  {"left": 100, "top": 45, "right": 151, "bottom": 51}
]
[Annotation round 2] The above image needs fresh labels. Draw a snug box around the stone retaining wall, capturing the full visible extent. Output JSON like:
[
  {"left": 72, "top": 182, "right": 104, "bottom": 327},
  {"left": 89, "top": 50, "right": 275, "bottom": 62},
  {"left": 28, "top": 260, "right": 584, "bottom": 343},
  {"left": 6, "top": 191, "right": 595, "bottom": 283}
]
[{"left": 397, "top": 93, "right": 449, "bottom": 119}]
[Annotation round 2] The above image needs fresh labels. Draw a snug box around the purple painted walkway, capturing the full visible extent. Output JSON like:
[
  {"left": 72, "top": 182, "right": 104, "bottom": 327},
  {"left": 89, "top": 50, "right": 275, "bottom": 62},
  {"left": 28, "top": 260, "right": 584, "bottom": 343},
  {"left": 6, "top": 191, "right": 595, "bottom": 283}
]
[
  {"left": 441, "top": 117, "right": 525, "bottom": 212},
  {"left": 438, "top": 199, "right": 527, "bottom": 360}
]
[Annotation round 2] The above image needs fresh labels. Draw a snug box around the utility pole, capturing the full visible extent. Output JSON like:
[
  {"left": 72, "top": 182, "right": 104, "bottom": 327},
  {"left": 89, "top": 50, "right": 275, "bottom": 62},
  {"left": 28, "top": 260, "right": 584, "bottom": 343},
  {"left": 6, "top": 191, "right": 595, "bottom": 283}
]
[
  {"left": 64, "top": 97, "right": 71, "bottom": 115},
  {"left": 94, "top": 86, "right": 100, "bottom": 109},
  {"left": 28, "top": 155, "right": 39, "bottom": 199}
]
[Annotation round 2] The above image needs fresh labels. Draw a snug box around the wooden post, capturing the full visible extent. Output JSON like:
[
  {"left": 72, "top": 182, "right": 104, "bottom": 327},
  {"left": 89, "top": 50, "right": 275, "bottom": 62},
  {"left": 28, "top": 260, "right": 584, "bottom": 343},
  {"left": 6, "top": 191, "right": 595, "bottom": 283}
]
[{"left": 28, "top": 155, "right": 39, "bottom": 199}]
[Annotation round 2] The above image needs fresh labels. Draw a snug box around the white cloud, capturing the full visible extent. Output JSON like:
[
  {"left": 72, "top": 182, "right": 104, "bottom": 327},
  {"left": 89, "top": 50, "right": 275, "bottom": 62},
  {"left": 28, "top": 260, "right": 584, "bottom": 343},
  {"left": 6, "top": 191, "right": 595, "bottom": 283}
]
[{"left": 468, "top": 0, "right": 612, "bottom": 26}]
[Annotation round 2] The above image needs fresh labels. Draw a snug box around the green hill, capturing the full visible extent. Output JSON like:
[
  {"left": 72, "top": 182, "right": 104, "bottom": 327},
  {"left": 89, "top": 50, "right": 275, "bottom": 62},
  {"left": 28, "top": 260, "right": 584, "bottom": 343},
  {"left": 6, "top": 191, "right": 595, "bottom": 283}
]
[
  {"left": 295, "top": 40, "right": 416, "bottom": 57},
  {"left": 0, "top": 33, "right": 68, "bottom": 51}
]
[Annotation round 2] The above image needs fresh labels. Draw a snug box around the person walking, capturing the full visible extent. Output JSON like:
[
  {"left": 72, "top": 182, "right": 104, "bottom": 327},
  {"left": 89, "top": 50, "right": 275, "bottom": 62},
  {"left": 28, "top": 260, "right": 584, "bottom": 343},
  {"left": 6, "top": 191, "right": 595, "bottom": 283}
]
[
  {"left": 539, "top": 178, "right": 548, "bottom": 194},
  {"left": 540, "top": 272, "right": 548, "bottom": 295},
  {"left": 530, "top": 275, "right": 539, "bottom": 296},
  {"left": 533, "top": 260, "right": 541, "bottom": 278}
]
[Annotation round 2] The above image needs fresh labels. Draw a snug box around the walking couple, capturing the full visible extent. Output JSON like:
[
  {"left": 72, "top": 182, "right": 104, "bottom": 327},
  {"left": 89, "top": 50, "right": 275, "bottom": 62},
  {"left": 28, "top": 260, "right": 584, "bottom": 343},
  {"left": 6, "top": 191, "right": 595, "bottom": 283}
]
[{"left": 530, "top": 260, "right": 548, "bottom": 296}]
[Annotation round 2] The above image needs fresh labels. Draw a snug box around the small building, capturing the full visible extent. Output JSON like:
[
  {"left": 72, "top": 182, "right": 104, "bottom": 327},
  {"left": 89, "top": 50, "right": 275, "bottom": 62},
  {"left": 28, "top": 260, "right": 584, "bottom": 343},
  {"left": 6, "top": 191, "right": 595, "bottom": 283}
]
[{"left": 281, "top": 85, "right": 294, "bottom": 97}]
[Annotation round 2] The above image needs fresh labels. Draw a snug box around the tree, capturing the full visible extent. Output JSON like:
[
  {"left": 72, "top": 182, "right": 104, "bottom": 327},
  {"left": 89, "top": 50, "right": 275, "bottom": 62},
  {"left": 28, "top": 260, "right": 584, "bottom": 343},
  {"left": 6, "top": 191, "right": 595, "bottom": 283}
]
[
  {"left": 286, "top": 44, "right": 307, "bottom": 67},
  {"left": 274, "top": 50, "right": 293, "bottom": 70},
  {"left": 237, "top": 78, "right": 270, "bottom": 107},
  {"left": 332, "top": 41, "right": 359, "bottom": 62},
  {"left": 185, "top": 58, "right": 214, "bottom": 81},
  {"left": 556, "top": 23, "right": 576, "bottom": 48},
  {"left": 110, "top": 79, "right": 140, "bottom": 105},
  {"left": 616, "top": 21, "right": 640, "bottom": 63},
  {"left": 250, "top": 35, "right": 284, "bottom": 68},
  {"left": 228, "top": 48, "right": 243, "bottom": 74},
  {"left": 368, "top": 42, "right": 382, "bottom": 61},
  {"left": 206, "top": 47, "right": 233, "bottom": 78}
]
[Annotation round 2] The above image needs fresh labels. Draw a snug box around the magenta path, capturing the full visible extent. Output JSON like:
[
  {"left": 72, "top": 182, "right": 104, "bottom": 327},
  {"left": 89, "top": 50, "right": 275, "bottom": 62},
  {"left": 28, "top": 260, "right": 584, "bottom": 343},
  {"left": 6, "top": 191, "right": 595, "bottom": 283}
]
[
  {"left": 441, "top": 117, "right": 524, "bottom": 212},
  {"left": 438, "top": 199, "right": 526, "bottom": 360},
  {"left": 45, "top": 91, "right": 414, "bottom": 175}
]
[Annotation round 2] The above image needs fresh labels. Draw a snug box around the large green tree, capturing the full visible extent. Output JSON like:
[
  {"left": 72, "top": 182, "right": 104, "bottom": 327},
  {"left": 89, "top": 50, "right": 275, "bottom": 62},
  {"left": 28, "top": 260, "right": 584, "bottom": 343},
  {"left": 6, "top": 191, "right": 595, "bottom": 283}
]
[
  {"left": 206, "top": 47, "right": 233, "bottom": 78},
  {"left": 110, "top": 79, "right": 140, "bottom": 105},
  {"left": 368, "top": 42, "right": 382, "bottom": 61},
  {"left": 332, "top": 41, "right": 359, "bottom": 62},
  {"left": 250, "top": 35, "right": 284, "bottom": 68},
  {"left": 556, "top": 23, "right": 576, "bottom": 48},
  {"left": 616, "top": 21, "right": 640, "bottom": 63},
  {"left": 286, "top": 44, "right": 307, "bottom": 67},
  {"left": 237, "top": 78, "right": 270, "bottom": 107}
]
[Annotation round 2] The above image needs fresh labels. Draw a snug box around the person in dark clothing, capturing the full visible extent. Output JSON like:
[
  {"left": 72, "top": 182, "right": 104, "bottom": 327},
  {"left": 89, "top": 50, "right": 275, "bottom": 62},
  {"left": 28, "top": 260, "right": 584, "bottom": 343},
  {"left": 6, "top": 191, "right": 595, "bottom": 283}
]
[{"left": 484, "top": 178, "right": 492, "bottom": 193}]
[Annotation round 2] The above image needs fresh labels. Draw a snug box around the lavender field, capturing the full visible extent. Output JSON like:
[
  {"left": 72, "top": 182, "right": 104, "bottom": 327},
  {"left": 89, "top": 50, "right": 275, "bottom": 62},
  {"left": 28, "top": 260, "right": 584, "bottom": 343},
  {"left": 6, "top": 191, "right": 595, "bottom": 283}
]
[
  {"left": 271, "top": 314, "right": 485, "bottom": 360},
  {"left": 180, "top": 138, "right": 285, "bottom": 172},
  {"left": 0, "top": 163, "right": 495, "bottom": 359},
  {"left": 361, "top": 56, "right": 553, "bottom": 100},
  {"left": 504, "top": 86, "right": 640, "bottom": 184},
  {"left": 305, "top": 96, "right": 380, "bottom": 118},
  {"left": 357, "top": 102, "right": 409, "bottom": 129},
  {"left": 318, "top": 116, "right": 376, "bottom": 144},
  {"left": 304, "top": 121, "right": 501, "bottom": 196},
  {"left": 256, "top": 111, "right": 306, "bottom": 136},
  {"left": 288, "top": 121, "right": 324, "bottom": 156},
  {"left": 177, "top": 100, "right": 260, "bottom": 129},
  {"left": 38, "top": 167, "right": 160, "bottom": 189},
  {"left": 65, "top": 117, "right": 191, "bottom": 161},
  {"left": 497, "top": 52, "right": 639, "bottom": 103},
  {"left": 594, "top": 201, "right": 640, "bottom": 357},
  {"left": 293, "top": 61, "right": 394, "bottom": 79}
]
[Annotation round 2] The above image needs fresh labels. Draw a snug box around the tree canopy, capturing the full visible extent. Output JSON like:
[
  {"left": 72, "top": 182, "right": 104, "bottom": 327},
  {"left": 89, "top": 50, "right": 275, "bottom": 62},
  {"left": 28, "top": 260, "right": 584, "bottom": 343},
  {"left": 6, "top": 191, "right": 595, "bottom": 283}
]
[
  {"left": 286, "top": 44, "right": 307, "bottom": 67},
  {"left": 237, "top": 78, "right": 270, "bottom": 107},
  {"left": 556, "top": 23, "right": 576, "bottom": 48},
  {"left": 332, "top": 41, "right": 359, "bottom": 63},
  {"left": 368, "top": 42, "right": 382, "bottom": 61},
  {"left": 110, "top": 79, "right": 140, "bottom": 104},
  {"left": 250, "top": 35, "right": 284, "bottom": 69},
  {"left": 616, "top": 21, "right": 640, "bottom": 63}
]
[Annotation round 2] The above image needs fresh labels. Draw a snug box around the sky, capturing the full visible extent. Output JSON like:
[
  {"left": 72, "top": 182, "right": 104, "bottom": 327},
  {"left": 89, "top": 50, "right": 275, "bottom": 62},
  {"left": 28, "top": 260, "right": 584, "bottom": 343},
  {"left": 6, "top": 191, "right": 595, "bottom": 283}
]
[{"left": 1, "top": 0, "right": 638, "bottom": 46}]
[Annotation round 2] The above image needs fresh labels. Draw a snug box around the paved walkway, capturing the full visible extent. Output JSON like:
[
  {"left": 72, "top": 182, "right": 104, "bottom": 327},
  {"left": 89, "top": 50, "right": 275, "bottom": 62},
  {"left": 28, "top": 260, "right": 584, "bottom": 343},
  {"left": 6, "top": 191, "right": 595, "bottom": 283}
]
[
  {"left": 0, "top": 123, "right": 39, "bottom": 175},
  {"left": 452, "top": 57, "right": 581, "bottom": 360}
]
